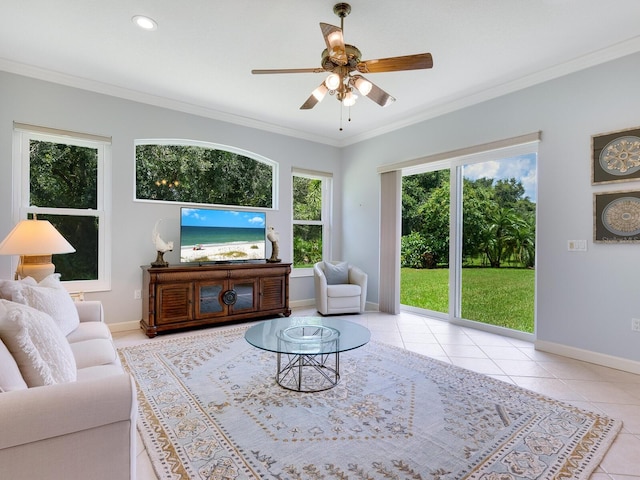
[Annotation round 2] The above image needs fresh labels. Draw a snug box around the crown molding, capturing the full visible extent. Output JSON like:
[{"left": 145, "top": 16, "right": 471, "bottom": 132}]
[
  {"left": 0, "top": 58, "right": 342, "bottom": 147},
  {"left": 341, "top": 35, "right": 640, "bottom": 147},
  {"left": 3, "top": 35, "right": 640, "bottom": 149}
]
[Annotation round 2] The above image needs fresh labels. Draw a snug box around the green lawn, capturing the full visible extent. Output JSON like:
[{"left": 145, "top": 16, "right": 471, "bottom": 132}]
[{"left": 400, "top": 267, "right": 535, "bottom": 333}]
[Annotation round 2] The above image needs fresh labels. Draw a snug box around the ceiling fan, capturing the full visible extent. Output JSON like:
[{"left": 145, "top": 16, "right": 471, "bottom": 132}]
[{"left": 251, "top": 2, "right": 433, "bottom": 111}]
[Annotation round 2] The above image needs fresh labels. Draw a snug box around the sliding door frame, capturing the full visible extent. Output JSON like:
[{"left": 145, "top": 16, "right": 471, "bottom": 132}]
[{"left": 378, "top": 132, "right": 540, "bottom": 339}]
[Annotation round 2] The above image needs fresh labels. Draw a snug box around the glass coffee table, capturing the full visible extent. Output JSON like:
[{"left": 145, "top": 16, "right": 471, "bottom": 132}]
[{"left": 245, "top": 317, "right": 371, "bottom": 392}]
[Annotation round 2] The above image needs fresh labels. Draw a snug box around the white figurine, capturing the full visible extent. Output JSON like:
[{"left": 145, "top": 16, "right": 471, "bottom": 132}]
[
  {"left": 267, "top": 226, "right": 281, "bottom": 263},
  {"left": 151, "top": 219, "right": 173, "bottom": 267},
  {"left": 152, "top": 219, "right": 174, "bottom": 253}
]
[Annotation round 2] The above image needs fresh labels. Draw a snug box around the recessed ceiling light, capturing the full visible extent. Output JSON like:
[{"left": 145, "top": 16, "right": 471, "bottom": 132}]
[{"left": 132, "top": 15, "right": 157, "bottom": 31}]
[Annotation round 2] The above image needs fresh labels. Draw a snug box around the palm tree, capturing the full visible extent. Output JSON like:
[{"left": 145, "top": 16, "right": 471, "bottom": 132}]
[
  {"left": 480, "top": 208, "right": 522, "bottom": 268},
  {"left": 509, "top": 214, "right": 536, "bottom": 268}
]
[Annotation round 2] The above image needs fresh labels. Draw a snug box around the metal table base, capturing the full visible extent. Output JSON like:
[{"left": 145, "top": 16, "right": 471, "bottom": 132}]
[{"left": 276, "top": 350, "right": 340, "bottom": 392}]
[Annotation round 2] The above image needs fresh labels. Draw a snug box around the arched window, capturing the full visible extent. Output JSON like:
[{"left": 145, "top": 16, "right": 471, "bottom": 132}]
[{"left": 135, "top": 140, "right": 277, "bottom": 209}]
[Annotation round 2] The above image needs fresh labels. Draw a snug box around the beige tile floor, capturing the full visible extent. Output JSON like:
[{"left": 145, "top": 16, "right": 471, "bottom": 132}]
[{"left": 113, "top": 308, "right": 640, "bottom": 480}]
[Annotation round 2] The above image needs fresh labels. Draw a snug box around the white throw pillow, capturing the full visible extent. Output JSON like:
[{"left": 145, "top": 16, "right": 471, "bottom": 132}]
[
  {"left": 324, "top": 261, "right": 349, "bottom": 285},
  {"left": 0, "top": 300, "right": 77, "bottom": 387},
  {"left": 0, "top": 337, "right": 28, "bottom": 391},
  {"left": 0, "top": 302, "right": 28, "bottom": 391},
  {"left": 17, "top": 274, "right": 80, "bottom": 336},
  {"left": 0, "top": 277, "right": 37, "bottom": 301}
]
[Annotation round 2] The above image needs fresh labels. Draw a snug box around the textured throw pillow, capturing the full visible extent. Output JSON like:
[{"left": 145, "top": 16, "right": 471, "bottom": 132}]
[
  {"left": 0, "top": 277, "right": 37, "bottom": 301},
  {"left": 324, "top": 261, "right": 349, "bottom": 285},
  {"left": 0, "top": 300, "right": 77, "bottom": 387},
  {"left": 0, "top": 337, "right": 28, "bottom": 392},
  {"left": 17, "top": 274, "right": 79, "bottom": 336},
  {"left": 0, "top": 302, "right": 28, "bottom": 392}
]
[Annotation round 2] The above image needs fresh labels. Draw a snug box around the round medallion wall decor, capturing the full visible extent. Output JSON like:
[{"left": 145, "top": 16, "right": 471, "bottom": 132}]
[
  {"left": 602, "top": 196, "right": 640, "bottom": 236},
  {"left": 599, "top": 135, "right": 640, "bottom": 175}
]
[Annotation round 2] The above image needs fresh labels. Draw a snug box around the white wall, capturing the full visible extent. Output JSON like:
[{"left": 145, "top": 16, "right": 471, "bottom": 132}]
[
  {"left": 0, "top": 71, "right": 341, "bottom": 325},
  {"left": 3, "top": 51, "right": 640, "bottom": 366},
  {"left": 341, "top": 52, "right": 640, "bottom": 364}
]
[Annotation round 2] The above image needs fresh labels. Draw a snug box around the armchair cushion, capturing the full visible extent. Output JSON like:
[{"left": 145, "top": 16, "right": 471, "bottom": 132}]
[
  {"left": 323, "top": 261, "right": 349, "bottom": 285},
  {"left": 66, "top": 321, "right": 112, "bottom": 343},
  {"left": 70, "top": 338, "right": 118, "bottom": 369},
  {"left": 326, "top": 284, "right": 362, "bottom": 297},
  {"left": 0, "top": 300, "right": 76, "bottom": 386}
]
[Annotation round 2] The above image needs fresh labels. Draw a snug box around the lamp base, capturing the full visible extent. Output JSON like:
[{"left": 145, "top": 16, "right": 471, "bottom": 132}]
[{"left": 16, "top": 255, "right": 55, "bottom": 282}]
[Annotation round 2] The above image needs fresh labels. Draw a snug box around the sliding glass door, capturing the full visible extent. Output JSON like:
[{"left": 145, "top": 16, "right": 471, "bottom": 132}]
[
  {"left": 458, "top": 154, "right": 537, "bottom": 333},
  {"left": 401, "top": 169, "right": 450, "bottom": 315},
  {"left": 400, "top": 147, "right": 537, "bottom": 335}
]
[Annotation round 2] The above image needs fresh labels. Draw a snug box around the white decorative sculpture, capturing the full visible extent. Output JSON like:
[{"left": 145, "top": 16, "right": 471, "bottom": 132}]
[
  {"left": 151, "top": 219, "right": 173, "bottom": 267},
  {"left": 266, "top": 226, "right": 281, "bottom": 263}
]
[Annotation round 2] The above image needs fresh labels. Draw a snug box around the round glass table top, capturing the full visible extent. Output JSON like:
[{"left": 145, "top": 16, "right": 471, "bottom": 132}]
[{"left": 245, "top": 316, "right": 371, "bottom": 355}]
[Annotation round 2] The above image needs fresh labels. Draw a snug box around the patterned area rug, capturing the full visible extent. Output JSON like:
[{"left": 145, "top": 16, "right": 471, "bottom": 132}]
[{"left": 119, "top": 325, "right": 622, "bottom": 480}]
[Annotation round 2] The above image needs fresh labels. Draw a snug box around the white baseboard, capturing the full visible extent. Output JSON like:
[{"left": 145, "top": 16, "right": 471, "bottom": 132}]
[
  {"left": 535, "top": 340, "right": 640, "bottom": 375},
  {"left": 290, "top": 299, "right": 316, "bottom": 308},
  {"left": 109, "top": 320, "right": 140, "bottom": 333},
  {"left": 290, "top": 299, "right": 380, "bottom": 312},
  {"left": 365, "top": 301, "right": 379, "bottom": 312}
]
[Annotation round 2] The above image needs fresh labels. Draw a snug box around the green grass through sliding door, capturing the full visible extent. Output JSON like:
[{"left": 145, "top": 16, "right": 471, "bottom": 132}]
[{"left": 400, "top": 268, "right": 535, "bottom": 333}]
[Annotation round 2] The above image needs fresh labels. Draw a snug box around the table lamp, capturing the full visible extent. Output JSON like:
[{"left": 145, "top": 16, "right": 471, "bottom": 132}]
[{"left": 0, "top": 218, "right": 76, "bottom": 281}]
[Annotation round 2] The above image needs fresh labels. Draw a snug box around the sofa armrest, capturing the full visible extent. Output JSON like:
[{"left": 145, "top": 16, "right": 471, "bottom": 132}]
[
  {"left": 0, "top": 373, "right": 135, "bottom": 450},
  {"left": 75, "top": 300, "right": 104, "bottom": 323}
]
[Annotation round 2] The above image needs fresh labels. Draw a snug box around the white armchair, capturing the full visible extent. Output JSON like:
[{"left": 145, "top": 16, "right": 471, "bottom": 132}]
[{"left": 314, "top": 261, "right": 367, "bottom": 315}]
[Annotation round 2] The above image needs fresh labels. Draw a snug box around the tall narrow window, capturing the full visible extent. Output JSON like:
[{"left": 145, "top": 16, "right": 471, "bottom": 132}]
[
  {"left": 292, "top": 170, "right": 332, "bottom": 270},
  {"left": 13, "top": 124, "right": 111, "bottom": 291}
]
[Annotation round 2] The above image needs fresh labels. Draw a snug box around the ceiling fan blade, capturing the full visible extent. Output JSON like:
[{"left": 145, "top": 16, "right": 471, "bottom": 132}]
[
  {"left": 320, "top": 22, "right": 347, "bottom": 66},
  {"left": 300, "top": 82, "right": 329, "bottom": 110},
  {"left": 357, "top": 53, "right": 433, "bottom": 74},
  {"left": 252, "top": 68, "right": 325, "bottom": 74},
  {"left": 351, "top": 75, "right": 395, "bottom": 107}
]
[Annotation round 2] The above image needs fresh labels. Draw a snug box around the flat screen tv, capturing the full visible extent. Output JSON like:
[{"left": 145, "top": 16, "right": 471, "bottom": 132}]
[{"left": 180, "top": 207, "right": 266, "bottom": 264}]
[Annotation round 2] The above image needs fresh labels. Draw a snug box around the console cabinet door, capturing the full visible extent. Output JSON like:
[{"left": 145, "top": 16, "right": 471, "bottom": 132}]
[
  {"left": 195, "top": 281, "right": 226, "bottom": 319},
  {"left": 156, "top": 283, "right": 193, "bottom": 324},
  {"left": 259, "top": 275, "right": 286, "bottom": 310},
  {"left": 228, "top": 280, "right": 257, "bottom": 314}
]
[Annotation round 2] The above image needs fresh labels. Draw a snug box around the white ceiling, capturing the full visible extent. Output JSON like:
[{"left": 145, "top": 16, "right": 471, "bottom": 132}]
[{"left": 2, "top": 1, "right": 640, "bottom": 146}]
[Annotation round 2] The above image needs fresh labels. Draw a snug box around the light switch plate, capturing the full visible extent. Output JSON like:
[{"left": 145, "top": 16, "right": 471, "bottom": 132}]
[{"left": 568, "top": 240, "right": 587, "bottom": 251}]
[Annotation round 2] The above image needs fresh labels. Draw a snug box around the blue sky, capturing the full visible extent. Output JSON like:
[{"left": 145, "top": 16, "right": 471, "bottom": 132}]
[
  {"left": 463, "top": 153, "right": 537, "bottom": 202},
  {"left": 181, "top": 208, "right": 266, "bottom": 228}
]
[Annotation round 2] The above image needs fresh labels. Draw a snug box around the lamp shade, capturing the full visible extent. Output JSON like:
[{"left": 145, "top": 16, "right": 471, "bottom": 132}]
[{"left": 0, "top": 219, "right": 75, "bottom": 255}]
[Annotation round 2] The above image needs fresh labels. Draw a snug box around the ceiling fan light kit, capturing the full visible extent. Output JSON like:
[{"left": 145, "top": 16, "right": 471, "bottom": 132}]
[{"left": 251, "top": 3, "right": 433, "bottom": 127}]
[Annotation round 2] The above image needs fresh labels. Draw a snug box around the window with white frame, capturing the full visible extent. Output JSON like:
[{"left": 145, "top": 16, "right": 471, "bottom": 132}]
[
  {"left": 292, "top": 169, "right": 332, "bottom": 270},
  {"left": 13, "top": 123, "right": 111, "bottom": 291},
  {"left": 135, "top": 140, "right": 277, "bottom": 209}
]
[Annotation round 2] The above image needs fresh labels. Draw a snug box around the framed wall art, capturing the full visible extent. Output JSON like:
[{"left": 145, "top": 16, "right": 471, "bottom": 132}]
[
  {"left": 592, "top": 126, "right": 640, "bottom": 185},
  {"left": 594, "top": 190, "right": 640, "bottom": 243}
]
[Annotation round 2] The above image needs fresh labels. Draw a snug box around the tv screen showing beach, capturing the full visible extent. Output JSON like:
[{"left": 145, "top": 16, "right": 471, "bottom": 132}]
[{"left": 180, "top": 208, "right": 266, "bottom": 263}]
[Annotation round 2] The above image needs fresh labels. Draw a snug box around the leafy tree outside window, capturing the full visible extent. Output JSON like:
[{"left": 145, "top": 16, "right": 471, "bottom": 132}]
[
  {"left": 292, "top": 171, "right": 332, "bottom": 269},
  {"left": 13, "top": 125, "right": 111, "bottom": 291},
  {"left": 135, "top": 142, "right": 275, "bottom": 208}
]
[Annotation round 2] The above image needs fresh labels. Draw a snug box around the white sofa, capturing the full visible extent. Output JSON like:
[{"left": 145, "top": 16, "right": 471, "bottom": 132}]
[
  {"left": 314, "top": 261, "right": 368, "bottom": 315},
  {"left": 0, "top": 277, "right": 136, "bottom": 480}
]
